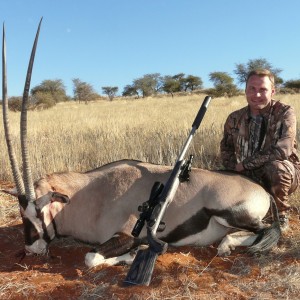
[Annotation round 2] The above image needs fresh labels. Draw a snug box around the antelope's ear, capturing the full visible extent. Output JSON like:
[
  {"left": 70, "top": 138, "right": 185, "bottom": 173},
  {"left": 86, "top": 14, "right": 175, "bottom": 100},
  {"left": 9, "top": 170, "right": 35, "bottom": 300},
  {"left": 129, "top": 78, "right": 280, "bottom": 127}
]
[
  {"left": 1, "top": 187, "right": 18, "bottom": 197},
  {"left": 51, "top": 192, "right": 70, "bottom": 204}
]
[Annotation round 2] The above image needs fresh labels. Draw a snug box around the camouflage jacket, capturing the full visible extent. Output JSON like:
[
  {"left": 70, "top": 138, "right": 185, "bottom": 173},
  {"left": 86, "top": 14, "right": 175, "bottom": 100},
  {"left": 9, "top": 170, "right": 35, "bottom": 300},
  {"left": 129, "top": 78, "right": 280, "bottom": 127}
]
[{"left": 220, "top": 100, "right": 300, "bottom": 170}]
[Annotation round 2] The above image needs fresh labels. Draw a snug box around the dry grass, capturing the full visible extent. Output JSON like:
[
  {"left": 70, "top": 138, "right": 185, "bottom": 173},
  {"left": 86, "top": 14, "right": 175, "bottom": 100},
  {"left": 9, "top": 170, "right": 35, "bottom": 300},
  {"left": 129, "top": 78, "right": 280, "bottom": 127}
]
[
  {"left": 1, "top": 93, "right": 299, "bottom": 181},
  {"left": 0, "top": 273, "right": 37, "bottom": 300}
]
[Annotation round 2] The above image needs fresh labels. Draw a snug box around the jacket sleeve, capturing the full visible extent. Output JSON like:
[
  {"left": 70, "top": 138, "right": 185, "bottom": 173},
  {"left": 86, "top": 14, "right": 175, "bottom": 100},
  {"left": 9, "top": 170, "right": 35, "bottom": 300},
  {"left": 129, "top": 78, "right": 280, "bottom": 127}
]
[
  {"left": 242, "top": 106, "right": 297, "bottom": 170},
  {"left": 220, "top": 115, "right": 237, "bottom": 170}
]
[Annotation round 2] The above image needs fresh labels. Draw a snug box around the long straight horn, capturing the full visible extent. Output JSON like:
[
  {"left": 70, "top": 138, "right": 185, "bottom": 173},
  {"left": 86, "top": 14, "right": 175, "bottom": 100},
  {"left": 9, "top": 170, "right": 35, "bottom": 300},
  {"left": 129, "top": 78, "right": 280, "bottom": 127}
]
[
  {"left": 20, "top": 18, "right": 43, "bottom": 202},
  {"left": 2, "top": 23, "right": 25, "bottom": 195}
]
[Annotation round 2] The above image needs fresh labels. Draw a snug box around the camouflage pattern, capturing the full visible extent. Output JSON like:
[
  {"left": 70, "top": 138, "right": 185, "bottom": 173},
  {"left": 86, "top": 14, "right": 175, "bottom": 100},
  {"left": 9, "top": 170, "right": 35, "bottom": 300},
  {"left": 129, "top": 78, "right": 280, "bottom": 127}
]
[{"left": 220, "top": 99, "right": 300, "bottom": 211}]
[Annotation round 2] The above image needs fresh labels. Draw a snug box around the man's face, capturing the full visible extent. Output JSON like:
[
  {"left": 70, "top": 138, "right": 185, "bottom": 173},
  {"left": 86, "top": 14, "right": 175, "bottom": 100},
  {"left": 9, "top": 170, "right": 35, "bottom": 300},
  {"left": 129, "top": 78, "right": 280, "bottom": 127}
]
[{"left": 245, "top": 75, "right": 275, "bottom": 115}]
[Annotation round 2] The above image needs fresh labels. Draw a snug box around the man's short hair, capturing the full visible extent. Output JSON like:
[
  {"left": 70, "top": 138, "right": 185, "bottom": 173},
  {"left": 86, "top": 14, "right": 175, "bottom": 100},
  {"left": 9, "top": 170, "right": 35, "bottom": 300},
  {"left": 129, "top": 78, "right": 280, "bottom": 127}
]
[{"left": 246, "top": 69, "right": 275, "bottom": 88}]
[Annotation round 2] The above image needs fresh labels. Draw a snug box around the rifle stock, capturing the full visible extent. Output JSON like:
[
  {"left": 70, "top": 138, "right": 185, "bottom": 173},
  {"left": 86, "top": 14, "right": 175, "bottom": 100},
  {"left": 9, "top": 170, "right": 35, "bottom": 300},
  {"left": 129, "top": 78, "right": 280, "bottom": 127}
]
[{"left": 124, "top": 96, "right": 211, "bottom": 286}]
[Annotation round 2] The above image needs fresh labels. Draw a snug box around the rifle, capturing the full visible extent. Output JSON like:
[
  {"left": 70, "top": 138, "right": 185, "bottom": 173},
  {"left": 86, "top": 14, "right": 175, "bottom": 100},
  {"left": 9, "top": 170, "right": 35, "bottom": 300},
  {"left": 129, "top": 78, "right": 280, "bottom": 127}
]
[{"left": 124, "top": 96, "right": 211, "bottom": 286}]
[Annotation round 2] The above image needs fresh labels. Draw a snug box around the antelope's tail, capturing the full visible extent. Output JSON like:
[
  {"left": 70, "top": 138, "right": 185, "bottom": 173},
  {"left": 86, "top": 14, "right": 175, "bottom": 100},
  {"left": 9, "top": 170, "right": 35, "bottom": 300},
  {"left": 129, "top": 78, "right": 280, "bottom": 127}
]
[{"left": 248, "top": 195, "right": 281, "bottom": 254}]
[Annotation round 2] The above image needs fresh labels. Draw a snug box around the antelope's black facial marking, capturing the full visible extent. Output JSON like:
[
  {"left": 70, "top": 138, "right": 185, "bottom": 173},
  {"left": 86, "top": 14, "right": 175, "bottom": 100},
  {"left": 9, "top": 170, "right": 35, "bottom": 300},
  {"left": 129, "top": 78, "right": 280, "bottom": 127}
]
[
  {"left": 19, "top": 196, "right": 53, "bottom": 249},
  {"left": 21, "top": 215, "right": 40, "bottom": 246},
  {"left": 20, "top": 202, "right": 51, "bottom": 254},
  {"left": 18, "top": 195, "right": 29, "bottom": 210},
  {"left": 18, "top": 196, "right": 43, "bottom": 246}
]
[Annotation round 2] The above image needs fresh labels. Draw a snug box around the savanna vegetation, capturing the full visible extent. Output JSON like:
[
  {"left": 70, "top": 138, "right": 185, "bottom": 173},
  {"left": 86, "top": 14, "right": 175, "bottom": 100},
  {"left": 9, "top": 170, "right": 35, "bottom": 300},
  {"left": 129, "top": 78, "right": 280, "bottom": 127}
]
[
  {"left": 2, "top": 58, "right": 300, "bottom": 109},
  {"left": 0, "top": 93, "right": 300, "bottom": 299},
  {"left": 1, "top": 93, "right": 299, "bottom": 181}
]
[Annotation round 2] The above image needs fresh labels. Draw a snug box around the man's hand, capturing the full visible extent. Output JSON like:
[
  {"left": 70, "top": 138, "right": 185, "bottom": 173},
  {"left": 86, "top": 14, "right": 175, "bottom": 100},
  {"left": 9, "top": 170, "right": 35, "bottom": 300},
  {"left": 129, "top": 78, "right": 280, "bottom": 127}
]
[{"left": 235, "top": 162, "right": 244, "bottom": 172}]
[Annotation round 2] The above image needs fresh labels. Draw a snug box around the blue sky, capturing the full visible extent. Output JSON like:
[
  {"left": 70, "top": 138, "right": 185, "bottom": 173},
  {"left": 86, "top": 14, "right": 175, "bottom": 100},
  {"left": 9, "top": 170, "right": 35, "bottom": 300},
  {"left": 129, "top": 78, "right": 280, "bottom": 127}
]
[{"left": 1, "top": 0, "right": 300, "bottom": 97}]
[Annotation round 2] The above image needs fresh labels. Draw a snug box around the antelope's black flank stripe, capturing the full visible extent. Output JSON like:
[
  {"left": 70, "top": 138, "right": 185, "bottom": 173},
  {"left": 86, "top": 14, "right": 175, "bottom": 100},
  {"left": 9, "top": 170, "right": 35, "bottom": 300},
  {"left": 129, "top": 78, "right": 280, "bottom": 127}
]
[
  {"left": 162, "top": 203, "right": 265, "bottom": 244},
  {"left": 162, "top": 208, "right": 212, "bottom": 243}
]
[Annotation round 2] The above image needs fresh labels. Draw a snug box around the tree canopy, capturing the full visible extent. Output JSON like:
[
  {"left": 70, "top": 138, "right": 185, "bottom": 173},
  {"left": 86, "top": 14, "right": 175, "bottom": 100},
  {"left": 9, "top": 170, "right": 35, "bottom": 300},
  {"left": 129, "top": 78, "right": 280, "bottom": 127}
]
[
  {"left": 21, "top": 57, "right": 300, "bottom": 102},
  {"left": 31, "top": 79, "right": 69, "bottom": 107},
  {"left": 102, "top": 86, "right": 119, "bottom": 101},
  {"left": 72, "top": 78, "right": 99, "bottom": 104},
  {"left": 234, "top": 58, "right": 283, "bottom": 86},
  {"left": 208, "top": 72, "right": 240, "bottom": 97}
]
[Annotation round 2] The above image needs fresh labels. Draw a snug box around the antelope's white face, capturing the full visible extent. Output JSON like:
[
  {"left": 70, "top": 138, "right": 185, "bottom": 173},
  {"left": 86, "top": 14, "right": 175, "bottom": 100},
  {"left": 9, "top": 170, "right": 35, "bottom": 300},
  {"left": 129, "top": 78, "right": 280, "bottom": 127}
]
[{"left": 18, "top": 192, "right": 69, "bottom": 255}]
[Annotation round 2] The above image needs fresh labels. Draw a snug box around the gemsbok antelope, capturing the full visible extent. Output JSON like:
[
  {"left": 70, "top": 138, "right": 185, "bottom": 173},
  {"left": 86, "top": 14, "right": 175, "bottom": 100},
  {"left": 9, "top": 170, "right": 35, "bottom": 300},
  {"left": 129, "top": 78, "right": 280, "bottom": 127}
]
[{"left": 1, "top": 20, "right": 281, "bottom": 269}]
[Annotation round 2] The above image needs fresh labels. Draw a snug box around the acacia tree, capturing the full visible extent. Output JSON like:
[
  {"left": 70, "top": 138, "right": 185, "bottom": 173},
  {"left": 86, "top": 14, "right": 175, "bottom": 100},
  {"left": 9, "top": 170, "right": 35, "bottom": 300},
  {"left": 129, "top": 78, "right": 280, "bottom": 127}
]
[
  {"left": 162, "top": 76, "right": 181, "bottom": 97},
  {"left": 72, "top": 78, "right": 97, "bottom": 104},
  {"left": 31, "top": 79, "right": 69, "bottom": 106},
  {"left": 283, "top": 79, "right": 300, "bottom": 92},
  {"left": 209, "top": 72, "right": 240, "bottom": 97},
  {"left": 234, "top": 58, "right": 283, "bottom": 86},
  {"left": 102, "top": 86, "right": 119, "bottom": 101},
  {"left": 181, "top": 75, "right": 203, "bottom": 92},
  {"left": 172, "top": 73, "right": 186, "bottom": 91},
  {"left": 161, "top": 73, "right": 203, "bottom": 94},
  {"left": 122, "top": 84, "right": 139, "bottom": 98},
  {"left": 133, "top": 73, "right": 163, "bottom": 97}
]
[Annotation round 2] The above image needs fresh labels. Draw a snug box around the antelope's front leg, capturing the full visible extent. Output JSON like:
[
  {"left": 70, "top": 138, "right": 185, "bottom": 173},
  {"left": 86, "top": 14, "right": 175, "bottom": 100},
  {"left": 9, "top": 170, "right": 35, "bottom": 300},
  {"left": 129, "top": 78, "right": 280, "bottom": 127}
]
[{"left": 85, "top": 232, "right": 141, "bottom": 268}]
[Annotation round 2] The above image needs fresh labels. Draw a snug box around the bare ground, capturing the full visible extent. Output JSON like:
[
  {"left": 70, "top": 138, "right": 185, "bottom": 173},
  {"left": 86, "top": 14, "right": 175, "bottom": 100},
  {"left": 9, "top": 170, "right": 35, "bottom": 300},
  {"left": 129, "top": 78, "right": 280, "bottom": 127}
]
[{"left": 1, "top": 181, "right": 300, "bottom": 300}]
